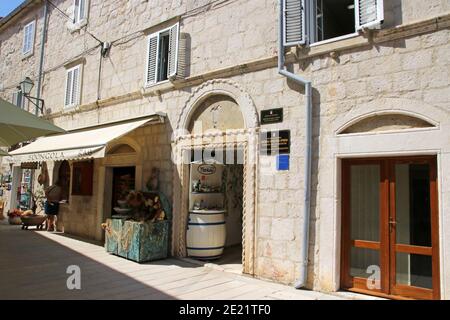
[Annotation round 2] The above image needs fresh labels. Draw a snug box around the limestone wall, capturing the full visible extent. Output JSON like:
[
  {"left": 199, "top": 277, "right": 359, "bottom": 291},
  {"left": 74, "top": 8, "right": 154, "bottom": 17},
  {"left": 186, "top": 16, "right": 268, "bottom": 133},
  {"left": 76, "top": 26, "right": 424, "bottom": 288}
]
[{"left": 0, "top": 0, "right": 449, "bottom": 295}]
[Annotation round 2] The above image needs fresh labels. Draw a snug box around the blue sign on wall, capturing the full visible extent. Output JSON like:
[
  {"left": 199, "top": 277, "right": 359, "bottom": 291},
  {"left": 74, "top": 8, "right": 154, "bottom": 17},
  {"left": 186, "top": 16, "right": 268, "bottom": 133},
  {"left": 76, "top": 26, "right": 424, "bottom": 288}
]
[{"left": 276, "top": 154, "right": 290, "bottom": 171}]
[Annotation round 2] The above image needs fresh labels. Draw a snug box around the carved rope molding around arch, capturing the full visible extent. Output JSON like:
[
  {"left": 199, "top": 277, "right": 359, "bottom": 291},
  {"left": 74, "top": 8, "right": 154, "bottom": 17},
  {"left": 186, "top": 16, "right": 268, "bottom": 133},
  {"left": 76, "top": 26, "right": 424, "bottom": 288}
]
[{"left": 175, "top": 79, "right": 260, "bottom": 132}]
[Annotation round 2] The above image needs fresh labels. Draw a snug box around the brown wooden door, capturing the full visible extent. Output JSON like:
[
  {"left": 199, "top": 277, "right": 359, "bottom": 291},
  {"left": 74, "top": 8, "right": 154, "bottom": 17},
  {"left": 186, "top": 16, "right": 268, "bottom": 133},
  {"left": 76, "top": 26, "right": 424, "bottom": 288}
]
[{"left": 341, "top": 156, "right": 440, "bottom": 300}]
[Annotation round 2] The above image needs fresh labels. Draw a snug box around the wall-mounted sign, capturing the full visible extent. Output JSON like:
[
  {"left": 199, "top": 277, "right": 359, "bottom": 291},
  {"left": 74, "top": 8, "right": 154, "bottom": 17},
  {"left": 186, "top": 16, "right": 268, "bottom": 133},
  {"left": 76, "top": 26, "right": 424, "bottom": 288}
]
[
  {"left": 21, "top": 162, "right": 38, "bottom": 170},
  {"left": 261, "top": 108, "right": 283, "bottom": 125},
  {"left": 276, "top": 154, "right": 290, "bottom": 171},
  {"left": 260, "top": 130, "right": 291, "bottom": 155},
  {"left": 197, "top": 164, "right": 217, "bottom": 175}
]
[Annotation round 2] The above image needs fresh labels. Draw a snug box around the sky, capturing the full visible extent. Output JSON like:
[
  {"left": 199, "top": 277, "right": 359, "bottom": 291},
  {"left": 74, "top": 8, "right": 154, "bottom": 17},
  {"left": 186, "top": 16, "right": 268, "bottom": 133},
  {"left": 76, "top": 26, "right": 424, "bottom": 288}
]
[{"left": 0, "top": 0, "right": 25, "bottom": 18}]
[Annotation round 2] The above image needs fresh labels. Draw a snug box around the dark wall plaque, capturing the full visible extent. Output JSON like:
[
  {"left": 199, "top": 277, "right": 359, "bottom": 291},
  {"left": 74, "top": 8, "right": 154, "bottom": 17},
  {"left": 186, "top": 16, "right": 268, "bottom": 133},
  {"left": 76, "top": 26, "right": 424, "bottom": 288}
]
[
  {"left": 21, "top": 162, "right": 38, "bottom": 169},
  {"left": 261, "top": 108, "right": 283, "bottom": 125},
  {"left": 260, "top": 130, "right": 290, "bottom": 155}
]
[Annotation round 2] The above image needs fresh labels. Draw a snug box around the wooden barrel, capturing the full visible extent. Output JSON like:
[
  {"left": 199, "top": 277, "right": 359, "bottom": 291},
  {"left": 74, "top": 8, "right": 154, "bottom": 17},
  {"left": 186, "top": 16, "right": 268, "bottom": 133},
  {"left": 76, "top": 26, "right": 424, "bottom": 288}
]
[{"left": 186, "top": 211, "right": 226, "bottom": 260}]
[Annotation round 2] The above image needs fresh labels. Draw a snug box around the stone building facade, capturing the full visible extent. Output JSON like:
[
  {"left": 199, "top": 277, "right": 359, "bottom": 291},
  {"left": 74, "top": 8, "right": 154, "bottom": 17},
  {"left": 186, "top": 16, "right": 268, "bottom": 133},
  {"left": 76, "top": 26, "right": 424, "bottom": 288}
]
[{"left": 0, "top": 0, "right": 449, "bottom": 300}]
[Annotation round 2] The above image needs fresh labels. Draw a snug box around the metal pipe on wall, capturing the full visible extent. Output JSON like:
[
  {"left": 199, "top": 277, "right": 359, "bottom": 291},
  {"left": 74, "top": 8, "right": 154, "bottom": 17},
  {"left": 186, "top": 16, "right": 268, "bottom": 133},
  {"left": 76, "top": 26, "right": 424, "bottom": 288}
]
[
  {"left": 35, "top": 0, "right": 49, "bottom": 116},
  {"left": 277, "top": 0, "right": 313, "bottom": 289}
]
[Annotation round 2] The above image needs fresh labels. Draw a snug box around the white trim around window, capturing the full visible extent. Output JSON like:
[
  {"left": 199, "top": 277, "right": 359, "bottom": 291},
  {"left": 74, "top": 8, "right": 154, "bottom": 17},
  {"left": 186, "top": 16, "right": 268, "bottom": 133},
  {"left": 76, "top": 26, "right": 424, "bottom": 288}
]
[
  {"left": 22, "top": 20, "right": 35, "bottom": 56},
  {"left": 73, "top": 0, "right": 89, "bottom": 26},
  {"left": 64, "top": 65, "right": 82, "bottom": 109},
  {"left": 144, "top": 22, "right": 180, "bottom": 87}
]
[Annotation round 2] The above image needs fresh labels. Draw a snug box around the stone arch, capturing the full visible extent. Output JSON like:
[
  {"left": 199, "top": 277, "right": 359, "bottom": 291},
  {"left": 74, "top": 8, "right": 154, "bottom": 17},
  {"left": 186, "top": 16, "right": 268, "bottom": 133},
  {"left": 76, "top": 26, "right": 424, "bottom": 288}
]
[
  {"left": 337, "top": 111, "right": 437, "bottom": 135},
  {"left": 105, "top": 136, "right": 142, "bottom": 155},
  {"left": 334, "top": 98, "right": 442, "bottom": 136},
  {"left": 176, "top": 79, "right": 259, "bottom": 133},
  {"left": 173, "top": 79, "right": 259, "bottom": 276}
]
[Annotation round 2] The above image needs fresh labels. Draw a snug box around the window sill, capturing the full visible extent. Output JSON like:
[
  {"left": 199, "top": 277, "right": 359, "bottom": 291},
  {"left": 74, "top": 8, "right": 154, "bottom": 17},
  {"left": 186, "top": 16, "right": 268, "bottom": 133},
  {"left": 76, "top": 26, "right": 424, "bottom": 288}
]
[
  {"left": 22, "top": 51, "right": 34, "bottom": 60},
  {"left": 298, "top": 32, "right": 369, "bottom": 59},
  {"left": 142, "top": 80, "right": 173, "bottom": 96},
  {"left": 68, "top": 19, "right": 88, "bottom": 33},
  {"left": 310, "top": 32, "right": 360, "bottom": 47},
  {"left": 62, "top": 105, "right": 80, "bottom": 114}
]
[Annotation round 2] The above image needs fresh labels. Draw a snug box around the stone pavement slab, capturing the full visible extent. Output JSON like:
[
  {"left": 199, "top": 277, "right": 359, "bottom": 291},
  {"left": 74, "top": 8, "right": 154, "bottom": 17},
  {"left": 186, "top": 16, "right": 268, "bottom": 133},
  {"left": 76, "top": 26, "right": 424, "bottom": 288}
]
[{"left": 0, "top": 222, "right": 373, "bottom": 300}]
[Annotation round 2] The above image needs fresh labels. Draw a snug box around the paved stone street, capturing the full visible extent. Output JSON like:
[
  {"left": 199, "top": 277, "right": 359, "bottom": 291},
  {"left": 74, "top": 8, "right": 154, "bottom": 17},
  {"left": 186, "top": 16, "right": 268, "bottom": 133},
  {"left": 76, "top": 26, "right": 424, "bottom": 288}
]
[{"left": 0, "top": 221, "right": 367, "bottom": 300}]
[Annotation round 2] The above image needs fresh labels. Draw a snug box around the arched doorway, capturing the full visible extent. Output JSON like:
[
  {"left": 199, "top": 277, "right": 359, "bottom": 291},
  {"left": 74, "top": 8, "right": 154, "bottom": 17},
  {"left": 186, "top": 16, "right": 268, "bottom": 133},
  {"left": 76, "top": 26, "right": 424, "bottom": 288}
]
[{"left": 173, "top": 79, "right": 259, "bottom": 275}]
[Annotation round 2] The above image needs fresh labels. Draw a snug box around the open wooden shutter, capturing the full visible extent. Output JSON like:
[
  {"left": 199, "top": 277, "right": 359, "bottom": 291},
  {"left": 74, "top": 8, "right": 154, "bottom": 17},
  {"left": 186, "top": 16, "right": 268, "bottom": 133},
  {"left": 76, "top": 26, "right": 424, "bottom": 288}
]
[
  {"left": 283, "top": 0, "right": 306, "bottom": 47},
  {"left": 146, "top": 33, "right": 158, "bottom": 86},
  {"left": 65, "top": 70, "right": 73, "bottom": 107},
  {"left": 71, "top": 66, "right": 80, "bottom": 105},
  {"left": 355, "top": 0, "right": 384, "bottom": 30},
  {"left": 168, "top": 23, "right": 180, "bottom": 79},
  {"left": 65, "top": 65, "right": 81, "bottom": 107}
]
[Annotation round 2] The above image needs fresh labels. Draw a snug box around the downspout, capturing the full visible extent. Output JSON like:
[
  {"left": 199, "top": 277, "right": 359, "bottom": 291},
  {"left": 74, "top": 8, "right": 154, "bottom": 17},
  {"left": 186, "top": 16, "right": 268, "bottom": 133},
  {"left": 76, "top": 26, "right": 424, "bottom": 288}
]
[
  {"left": 35, "top": 0, "right": 49, "bottom": 116},
  {"left": 277, "top": 0, "right": 312, "bottom": 289}
]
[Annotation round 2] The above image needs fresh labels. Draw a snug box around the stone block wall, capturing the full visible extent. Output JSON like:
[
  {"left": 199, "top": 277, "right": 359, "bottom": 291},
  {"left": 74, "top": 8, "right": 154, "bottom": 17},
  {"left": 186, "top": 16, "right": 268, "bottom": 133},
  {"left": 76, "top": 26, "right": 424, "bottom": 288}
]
[{"left": 0, "top": 0, "right": 449, "bottom": 292}]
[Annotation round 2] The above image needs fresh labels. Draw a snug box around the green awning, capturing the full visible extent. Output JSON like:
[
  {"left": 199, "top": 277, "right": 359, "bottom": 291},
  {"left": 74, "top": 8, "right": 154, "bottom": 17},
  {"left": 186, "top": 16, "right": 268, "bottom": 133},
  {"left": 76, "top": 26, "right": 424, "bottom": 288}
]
[{"left": 0, "top": 98, "right": 65, "bottom": 147}]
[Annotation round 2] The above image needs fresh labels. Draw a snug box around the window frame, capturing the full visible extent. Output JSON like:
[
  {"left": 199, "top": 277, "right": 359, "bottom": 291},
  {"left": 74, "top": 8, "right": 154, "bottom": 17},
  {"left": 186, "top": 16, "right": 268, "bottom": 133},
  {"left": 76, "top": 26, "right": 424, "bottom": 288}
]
[
  {"left": 307, "top": 0, "right": 358, "bottom": 46},
  {"left": 22, "top": 20, "right": 36, "bottom": 56},
  {"left": 64, "top": 64, "right": 83, "bottom": 109},
  {"left": 71, "top": 160, "right": 93, "bottom": 196},
  {"left": 73, "top": 0, "right": 89, "bottom": 26},
  {"left": 12, "top": 89, "right": 25, "bottom": 109},
  {"left": 144, "top": 22, "right": 179, "bottom": 88}
]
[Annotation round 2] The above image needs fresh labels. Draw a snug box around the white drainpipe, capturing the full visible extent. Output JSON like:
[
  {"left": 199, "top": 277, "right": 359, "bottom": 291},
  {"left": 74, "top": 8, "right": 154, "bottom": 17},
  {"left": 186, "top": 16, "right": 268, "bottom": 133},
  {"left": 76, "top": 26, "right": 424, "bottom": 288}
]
[{"left": 277, "top": 0, "right": 313, "bottom": 289}]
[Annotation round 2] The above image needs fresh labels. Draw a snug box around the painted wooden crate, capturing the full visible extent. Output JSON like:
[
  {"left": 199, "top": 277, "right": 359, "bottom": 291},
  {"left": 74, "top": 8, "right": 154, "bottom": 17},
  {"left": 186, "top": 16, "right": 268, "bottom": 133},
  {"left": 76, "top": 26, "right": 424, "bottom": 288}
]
[{"left": 105, "top": 191, "right": 172, "bottom": 263}]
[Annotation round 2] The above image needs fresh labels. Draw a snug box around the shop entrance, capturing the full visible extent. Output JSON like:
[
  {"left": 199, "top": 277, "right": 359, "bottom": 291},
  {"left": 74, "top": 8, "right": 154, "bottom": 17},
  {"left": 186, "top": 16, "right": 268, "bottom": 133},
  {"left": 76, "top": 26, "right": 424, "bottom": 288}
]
[
  {"left": 341, "top": 156, "right": 440, "bottom": 299},
  {"left": 186, "top": 148, "right": 244, "bottom": 271}
]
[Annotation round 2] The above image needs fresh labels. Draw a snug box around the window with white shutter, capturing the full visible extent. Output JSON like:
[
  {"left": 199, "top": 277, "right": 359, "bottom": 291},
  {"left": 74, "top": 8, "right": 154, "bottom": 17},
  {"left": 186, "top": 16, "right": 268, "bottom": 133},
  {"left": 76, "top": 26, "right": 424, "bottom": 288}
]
[
  {"left": 12, "top": 90, "right": 25, "bottom": 109},
  {"left": 284, "top": 0, "right": 384, "bottom": 46},
  {"left": 355, "top": 0, "right": 384, "bottom": 30},
  {"left": 64, "top": 65, "right": 82, "bottom": 108},
  {"left": 22, "top": 21, "right": 35, "bottom": 55},
  {"left": 145, "top": 22, "right": 180, "bottom": 87},
  {"left": 168, "top": 23, "right": 180, "bottom": 79},
  {"left": 283, "top": 0, "right": 306, "bottom": 46},
  {"left": 73, "top": 0, "right": 88, "bottom": 24}
]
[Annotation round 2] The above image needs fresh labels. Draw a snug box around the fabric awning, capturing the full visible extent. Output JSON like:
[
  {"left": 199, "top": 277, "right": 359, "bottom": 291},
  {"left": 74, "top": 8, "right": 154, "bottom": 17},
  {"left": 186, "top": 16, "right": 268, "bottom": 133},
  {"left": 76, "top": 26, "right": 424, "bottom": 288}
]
[{"left": 4, "top": 115, "right": 164, "bottom": 164}]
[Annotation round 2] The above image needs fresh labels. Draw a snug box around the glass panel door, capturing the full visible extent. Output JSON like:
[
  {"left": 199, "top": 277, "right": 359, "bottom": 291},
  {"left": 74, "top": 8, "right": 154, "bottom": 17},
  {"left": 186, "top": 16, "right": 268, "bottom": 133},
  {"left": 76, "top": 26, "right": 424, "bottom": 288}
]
[
  {"left": 342, "top": 157, "right": 439, "bottom": 299},
  {"left": 341, "top": 160, "right": 386, "bottom": 292},
  {"left": 390, "top": 160, "right": 438, "bottom": 299}
]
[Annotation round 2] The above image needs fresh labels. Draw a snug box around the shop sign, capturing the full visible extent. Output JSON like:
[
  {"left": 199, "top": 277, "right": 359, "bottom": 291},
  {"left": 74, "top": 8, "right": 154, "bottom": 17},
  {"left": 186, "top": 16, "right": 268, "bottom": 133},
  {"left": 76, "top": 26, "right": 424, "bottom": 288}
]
[
  {"left": 21, "top": 162, "right": 38, "bottom": 169},
  {"left": 260, "top": 130, "right": 291, "bottom": 155},
  {"left": 5, "top": 147, "right": 104, "bottom": 164},
  {"left": 197, "top": 164, "right": 217, "bottom": 175},
  {"left": 261, "top": 108, "right": 283, "bottom": 125}
]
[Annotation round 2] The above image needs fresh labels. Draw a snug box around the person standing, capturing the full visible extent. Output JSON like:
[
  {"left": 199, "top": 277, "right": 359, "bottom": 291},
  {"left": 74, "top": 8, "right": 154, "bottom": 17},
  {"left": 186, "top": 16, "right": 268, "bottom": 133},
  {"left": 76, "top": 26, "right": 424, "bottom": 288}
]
[{"left": 44, "top": 181, "right": 62, "bottom": 231}]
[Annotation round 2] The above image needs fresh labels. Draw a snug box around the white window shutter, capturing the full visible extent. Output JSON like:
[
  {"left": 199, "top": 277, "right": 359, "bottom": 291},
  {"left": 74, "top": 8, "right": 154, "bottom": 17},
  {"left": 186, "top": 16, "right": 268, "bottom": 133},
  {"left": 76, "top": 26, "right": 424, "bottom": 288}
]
[
  {"left": 79, "top": 0, "right": 86, "bottom": 21},
  {"left": 22, "top": 22, "right": 34, "bottom": 54},
  {"left": 12, "top": 92, "right": 18, "bottom": 106},
  {"left": 71, "top": 67, "right": 80, "bottom": 105},
  {"left": 168, "top": 23, "right": 180, "bottom": 79},
  {"left": 65, "top": 70, "right": 73, "bottom": 107},
  {"left": 355, "top": 0, "right": 384, "bottom": 30},
  {"left": 283, "top": 0, "right": 306, "bottom": 47},
  {"left": 74, "top": 0, "right": 80, "bottom": 23},
  {"left": 146, "top": 34, "right": 158, "bottom": 86}
]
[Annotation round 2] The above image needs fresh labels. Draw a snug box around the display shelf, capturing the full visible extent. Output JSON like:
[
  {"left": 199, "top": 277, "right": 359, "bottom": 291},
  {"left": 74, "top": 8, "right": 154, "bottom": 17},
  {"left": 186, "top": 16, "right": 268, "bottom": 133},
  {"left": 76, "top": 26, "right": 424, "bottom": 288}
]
[
  {"left": 191, "top": 192, "right": 223, "bottom": 195},
  {"left": 187, "top": 161, "right": 227, "bottom": 260},
  {"left": 189, "top": 209, "right": 227, "bottom": 214}
]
